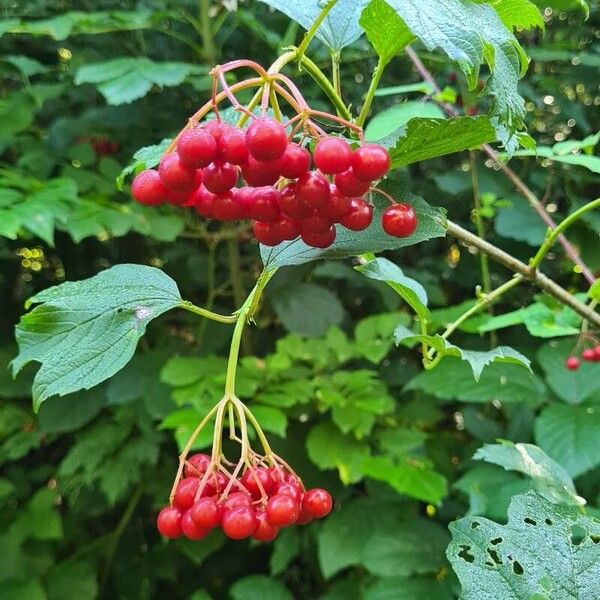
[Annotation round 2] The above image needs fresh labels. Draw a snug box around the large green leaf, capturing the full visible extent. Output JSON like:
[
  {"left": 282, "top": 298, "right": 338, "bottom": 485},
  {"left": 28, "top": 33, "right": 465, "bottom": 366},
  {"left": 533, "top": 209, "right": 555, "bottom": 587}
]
[
  {"left": 13, "top": 265, "right": 183, "bottom": 409},
  {"left": 365, "top": 102, "right": 445, "bottom": 142},
  {"left": 447, "top": 492, "right": 600, "bottom": 600},
  {"left": 494, "top": 199, "right": 548, "bottom": 246}
]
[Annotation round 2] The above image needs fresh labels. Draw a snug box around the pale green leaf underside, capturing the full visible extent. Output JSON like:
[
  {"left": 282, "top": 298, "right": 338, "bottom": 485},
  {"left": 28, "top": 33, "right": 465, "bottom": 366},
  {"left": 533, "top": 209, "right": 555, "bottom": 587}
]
[{"left": 507, "top": 145, "right": 600, "bottom": 174}]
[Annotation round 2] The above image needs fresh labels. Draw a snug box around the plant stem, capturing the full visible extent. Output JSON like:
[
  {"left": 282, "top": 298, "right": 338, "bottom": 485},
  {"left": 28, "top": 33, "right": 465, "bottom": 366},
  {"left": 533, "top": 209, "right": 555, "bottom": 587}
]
[
  {"left": 241, "top": 403, "right": 274, "bottom": 456},
  {"left": 530, "top": 197, "right": 600, "bottom": 270},
  {"left": 331, "top": 51, "right": 341, "bottom": 98},
  {"left": 357, "top": 58, "right": 386, "bottom": 128},
  {"left": 179, "top": 300, "right": 237, "bottom": 323},
  {"left": 296, "top": 0, "right": 339, "bottom": 57},
  {"left": 199, "top": 0, "right": 217, "bottom": 63}
]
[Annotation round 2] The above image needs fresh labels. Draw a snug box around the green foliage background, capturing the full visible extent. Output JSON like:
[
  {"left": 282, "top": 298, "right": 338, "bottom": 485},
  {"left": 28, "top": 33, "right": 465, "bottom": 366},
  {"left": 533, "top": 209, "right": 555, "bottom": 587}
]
[{"left": 1, "top": 1, "right": 599, "bottom": 599}]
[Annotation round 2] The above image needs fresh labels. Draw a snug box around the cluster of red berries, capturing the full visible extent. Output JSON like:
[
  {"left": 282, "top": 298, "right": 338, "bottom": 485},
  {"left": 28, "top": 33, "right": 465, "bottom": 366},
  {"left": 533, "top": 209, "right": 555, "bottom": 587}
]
[
  {"left": 131, "top": 116, "right": 418, "bottom": 248},
  {"left": 565, "top": 345, "right": 600, "bottom": 370},
  {"left": 156, "top": 453, "right": 332, "bottom": 542}
]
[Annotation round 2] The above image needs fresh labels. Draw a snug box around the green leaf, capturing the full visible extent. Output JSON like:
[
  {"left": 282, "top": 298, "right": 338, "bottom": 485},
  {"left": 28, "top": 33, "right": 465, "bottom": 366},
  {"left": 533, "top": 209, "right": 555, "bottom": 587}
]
[
  {"left": 386, "top": 117, "right": 497, "bottom": 166},
  {"left": 355, "top": 257, "right": 429, "bottom": 319},
  {"left": 535, "top": 404, "right": 600, "bottom": 479},
  {"left": 117, "top": 138, "right": 171, "bottom": 189},
  {"left": 589, "top": 279, "right": 600, "bottom": 302},
  {"left": 75, "top": 58, "right": 196, "bottom": 105},
  {"left": 366, "top": 102, "right": 445, "bottom": 143},
  {"left": 230, "top": 575, "right": 293, "bottom": 600},
  {"left": 531, "top": 0, "right": 588, "bottom": 16},
  {"left": 258, "top": 0, "right": 368, "bottom": 51},
  {"left": 474, "top": 441, "right": 583, "bottom": 506},
  {"left": 46, "top": 561, "right": 98, "bottom": 600},
  {"left": 37, "top": 387, "right": 105, "bottom": 434},
  {"left": 261, "top": 190, "right": 446, "bottom": 269},
  {"left": 507, "top": 144, "right": 600, "bottom": 173},
  {"left": 494, "top": 199, "right": 548, "bottom": 246},
  {"left": 365, "top": 577, "right": 455, "bottom": 600},
  {"left": 447, "top": 492, "right": 600, "bottom": 600},
  {"left": 354, "top": 312, "right": 409, "bottom": 364},
  {"left": 395, "top": 324, "right": 531, "bottom": 380},
  {"left": 359, "top": 0, "right": 413, "bottom": 64},
  {"left": 249, "top": 405, "right": 287, "bottom": 437},
  {"left": 13, "top": 265, "right": 182, "bottom": 410},
  {"left": 270, "top": 283, "right": 345, "bottom": 337},
  {"left": 484, "top": 0, "right": 545, "bottom": 31},
  {"left": 270, "top": 528, "right": 301, "bottom": 576}
]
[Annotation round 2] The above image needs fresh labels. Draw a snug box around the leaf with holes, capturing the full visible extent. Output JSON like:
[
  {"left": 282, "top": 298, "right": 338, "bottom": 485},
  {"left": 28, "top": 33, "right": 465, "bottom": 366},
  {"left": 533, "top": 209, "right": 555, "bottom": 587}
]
[
  {"left": 13, "top": 264, "right": 183, "bottom": 410},
  {"left": 448, "top": 491, "right": 600, "bottom": 600}
]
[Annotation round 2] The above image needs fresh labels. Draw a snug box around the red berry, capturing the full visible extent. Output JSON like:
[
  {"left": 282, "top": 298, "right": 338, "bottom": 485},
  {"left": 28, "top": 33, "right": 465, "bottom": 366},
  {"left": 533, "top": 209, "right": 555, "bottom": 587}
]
[
  {"left": 177, "top": 128, "right": 218, "bottom": 168},
  {"left": 253, "top": 221, "right": 284, "bottom": 246},
  {"left": 334, "top": 168, "right": 371, "bottom": 197},
  {"left": 266, "top": 494, "right": 300, "bottom": 527},
  {"left": 595, "top": 346, "right": 600, "bottom": 362},
  {"left": 351, "top": 144, "right": 391, "bottom": 181},
  {"left": 271, "top": 217, "right": 301, "bottom": 241},
  {"left": 212, "top": 192, "right": 244, "bottom": 221},
  {"left": 246, "top": 187, "right": 280, "bottom": 222},
  {"left": 191, "top": 496, "right": 222, "bottom": 530},
  {"left": 192, "top": 186, "right": 216, "bottom": 218},
  {"left": 241, "top": 155, "right": 283, "bottom": 186},
  {"left": 566, "top": 356, "right": 580, "bottom": 371},
  {"left": 339, "top": 198, "right": 373, "bottom": 231},
  {"left": 582, "top": 349, "right": 596, "bottom": 362},
  {"left": 204, "top": 120, "right": 230, "bottom": 140},
  {"left": 319, "top": 185, "right": 352, "bottom": 221},
  {"left": 273, "top": 482, "right": 302, "bottom": 504},
  {"left": 224, "top": 491, "right": 252, "bottom": 511},
  {"left": 131, "top": 169, "right": 167, "bottom": 205},
  {"left": 278, "top": 183, "right": 311, "bottom": 219},
  {"left": 314, "top": 136, "right": 352, "bottom": 174},
  {"left": 182, "top": 510, "right": 209, "bottom": 540},
  {"left": 295, "top": 171, "right": 330, "bottom": 209},
  {"left": 185, "top": 453, "right": 211, "bottom": 477},
  {"left": 202, "top": 161, "right": 238, "bottom": 194},
  {"left": 302, "top": 488, "right": 332, "bottom": 518},
  {"left": 241, "top": 468, "right": 274, "bottom": 499},
  {"left": 253, "top": 509, "right": 279, "bottom": 542},
  {"left": 174, "top": 477, "right": 200, "bottom": 511},
  {"left": 382, "top": 203, "right": 417, "bottom": 238},
  {"left": 222, "top": 506, "right": 257, "bottom": 539},
  {"left": 267, "top": 467, "right": 287, "bottom": 484},
  {"left": 219, "top": 128, "right": 249, "bottom": 165},
  {"left": 202, "top": 471, "right": 228, "bottom": 497},
  {"left": 165, "top": 189, "right": 193, "bottom": 206},
  {"left": 280, "top": 143, "right": 311, "bottom": 178},
  {"left": 157, "top": 506, "right": 183, "bottom": 538},
  {"left": 302, "top": 213, "right": 333, "bottom": 234},
  {"left": 246, "top": 117, "right": 288, "bottom": 162},
  {"left": 301, "top": 226, "right": 336, "bottom": 249},
  {"left": 159, "top": 153, "right": 197, "bottom": 192}
]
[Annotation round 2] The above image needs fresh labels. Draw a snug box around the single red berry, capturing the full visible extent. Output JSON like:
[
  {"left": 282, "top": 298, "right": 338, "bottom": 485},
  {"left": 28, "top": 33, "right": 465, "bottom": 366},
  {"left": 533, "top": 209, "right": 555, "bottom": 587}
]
[
  {"left": 266, "top": 494, "right": 300, "bottom": 527},
  {"left": 222, "top": 506, "right": 257, "bottom": 539},
  {"left": 212, "top": 192, "right": 244, "bottom": 221},
  {"left": 165, "top": 188, "right": 194, "bottom": 206},
  {"left": 202, "top": 161, "right": 238, "bottom": 194},
  {"left": 159, "top": 153, "right": 197, "bottom": 192},
  {"left": 174, "top": 477, "right": 200, "bottom": 511},
  {"left": 192, "top": 186, "right": 216, "bottom": 218},
  {"left": 241, "top": 467, "right": 274, "bottom": 499},
  {"left": 595, "top": 346, "right": 600, "bottom": 362},
  {"left": 267, "top": 467, "right": 286, "bottom": 484},
  {"left": 302, "top": 488, "right": 332, "bottom": 518},
  {"left": 271, "top": 217, "right": 301, "bottom": 241},
  {"left": 382, "top": 203, "right": 417, "bottom": 238},
  {"left": 280, "top": 143, "right": 311, "bottom": 178},
  {"left": 219, "top": 128, "right": 249, "bottom": 165},
  {"left": 334, "top": 168, "right": 371, "bottom": 197},
  {"left": 273, "top": 482, "right": 303, "bottom": 504},
  {"left": 582, "top": 348, "right": 596, "bottom": 362},
  {"left": 351, "top": 144, "right": 391, "bottom": 181},
  {"left": 246, "top": 117, "right": 288, "bottom": 162},
  {"left": 296, "top": 506, "right": 313, "bottom": 525},
  {"left": 241, "top": 155, "right": 283, "bottom": 186},
  {"left": 182, "top": 510, "right": 209, "bottom": 540},
  {"left": 177, "top": 128, "right": 218, "bottom": 168},
  {"left": 202, "top": 471, "right": 228, "bottom": 497},
  {"left": 301, "top": 225, "right": 336, "bottom": 249},
  {"left": 295, "top": 171, "right": 330, "bottom": 209},
  {"left": 224, "top": 491, "right": 252, "bottom": 511},
  {"left": 253, "top": 509, "right": 279, "bottom": 542},
  {"left": 277, "top": 183, "right": 311, "bottom": 219},
  {"left": 131, "top": 169, "right": 167, "bottom": 205},
  {"left": 339, "top": 198, "right": 373, "bottom": 231},
  {"left": 191, "top": 496, "right": 222, "bottom": 530},
  {"left": 314, "top": 136, "right": 352, "bottom": 174},
  {"left": 566, "top": 356, "right": 580, "bottom": 371},
  {"left": 185, "top": 453, "right": 211, "bottom": 477},
  {"left": 318, "top": 185, "right": 352, "bottom": 221},
  {"left": 253, "top": 221, "right": 284, "bottom": 246},
  {"left": 157, "top": 506, "right": 183, "bottom": 538},
  {"left": 302, "top": 213, "right": 333, "bottom": 234},
  {"left": 246, "top": 187, "right": 280, "bottom": 222},
  {"left": 204, "top": 119, "right": 230, "bottom": 140},
  {"left": 466, "top": 106, "right": 478, "bottom": 116}
]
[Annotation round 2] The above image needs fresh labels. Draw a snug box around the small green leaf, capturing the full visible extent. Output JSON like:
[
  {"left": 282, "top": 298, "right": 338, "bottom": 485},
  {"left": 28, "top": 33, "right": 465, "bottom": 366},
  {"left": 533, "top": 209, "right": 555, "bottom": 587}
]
[
  {"left": 587, "top": 279, "right": 600, "bottom": 302},
  {"left": 366, "top": 102, "right": 445, "bottom": 143},
  {"left": 486, "top": 0, "right": 545, "bottom": 31},
  {"left": 230, "top": 575, "right": 293, "bottom": 600},
  {"left": 249, "top": 405, "right": 287, "bottom": 437},
  {"left": 117, "top": 138, "right": 171, "bottom": 189}
]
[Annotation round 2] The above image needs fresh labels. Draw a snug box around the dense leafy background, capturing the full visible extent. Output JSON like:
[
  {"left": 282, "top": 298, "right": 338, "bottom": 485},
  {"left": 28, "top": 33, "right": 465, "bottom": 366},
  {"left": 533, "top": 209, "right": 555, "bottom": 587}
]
[{"left": 1, "top": 1, "right": 599, "bottom": 599}]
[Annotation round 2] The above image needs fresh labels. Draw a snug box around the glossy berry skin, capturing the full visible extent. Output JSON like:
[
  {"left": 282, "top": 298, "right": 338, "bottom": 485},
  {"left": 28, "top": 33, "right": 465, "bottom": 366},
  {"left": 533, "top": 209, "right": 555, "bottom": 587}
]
[
  {"left": 266, "top": 494, "right": 300, "bottom": 527},
  {"left": 382, "top": 203, "right": 417, "bottom": 238},
  {"left": 334, "top": 168, "right": 371, "bottom": 197},
  {"left": 204, "top": 120, "right": 230, "bottom": 140},
  {"left": 159, "top": 153, "right": 197, "bottom": 192},
  {"left": 319, "top": 185, "right": 352, "bottom": 220},
  {"left": 219, "top": 128, "right": 249, "bottom": 165},
  {"left": 582, "top": 349, "right": 595, "bottom": 362},
  {"left": 280, "top": 143, "right": 311, "bottom": 178},
  {"left": 202, "top": 161, "right": 238, "bottom": 194},
  {"left": 241, "top": 467, "right": 274, "bottom": 499},
  {"left": 202, "top": 471, "right": 228, "bottom": 497},
  {"left": 314, "top": 137, "right": 352, "bottom": 174},
  {"left": 278, "top": 184, "right": 311, "bottom": 219},
  {"left": 174, "top": 477, "right": 200, "bottom": 510},
  {"left": 351, "top": 144, "right": 391, "bottom": 181},
  {"left": 185, "top": 453, "right": 211, "bottom": 477},
  {"left": 302, "top": 213, "right": 332, "bottom": 234},
  {"left": 272, "top": 217, "right": 301, "bottom": 241},
  {"left": 301, "top": 225, "right": 336, "bottom": 249},
  {"left": 222, "top": 506, "right": 257, "bottom": 539},
  {"left": 339, "top": 199, "right": 373, "bottom": 231},
  {"left": 246, "top": 187, "right": 280, "bottom": 222},
  {"left": 302, "top": 488, "right": 332, "bottom": 518},
  {"left": 132, "top": 170, "right": 167, "bottom": 205},
  {"left": 273, "top": 482, "right": 303, "bottom": 504},
  {"left": 241, "top": 155, "right": 282, "bottom": 187},
  {"left": 253, "top": 221, "right": 284, "bottom": 246},
  {"left": 212, "top": 192, "right": 245, "bottom": 221},
  {"left": 566, "top": 356, "right": 580, "bottom": 371},
  {"left": 177, "top": 128, "right": 218, "bottom": 168},
  {"left": 190, "top": 496, "right": 222, "bottom": 530},
  {"left": 224, "top": 492, "right": 253, "bottom": 511},
  {"left": 192, "top": 186, "right": 215, "bottom": 218},
  {"left": 181, "top": 510, "right": 209, "bottom": 540},
  {"left": 253, "top": 510, "right": 279, "bottom": 542},
  {"left": 246, "top": 117, "right": 288, "bottom": 162},
  {"left": 295, "top": 171, "right": 330, "bottom": 209},
  {"left": 595, "top": 346, "right": 600, "bottom": 361},
  {"left": 157, "top": 507, "right": 183, "bottom": 538}
]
